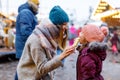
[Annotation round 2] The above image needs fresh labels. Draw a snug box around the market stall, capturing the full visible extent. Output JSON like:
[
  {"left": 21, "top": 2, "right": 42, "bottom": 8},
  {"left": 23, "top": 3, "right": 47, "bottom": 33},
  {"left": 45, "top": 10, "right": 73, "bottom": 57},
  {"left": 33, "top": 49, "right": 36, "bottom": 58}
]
[{"left": 91, "top": 0, "right": 120, "bottom": 27}]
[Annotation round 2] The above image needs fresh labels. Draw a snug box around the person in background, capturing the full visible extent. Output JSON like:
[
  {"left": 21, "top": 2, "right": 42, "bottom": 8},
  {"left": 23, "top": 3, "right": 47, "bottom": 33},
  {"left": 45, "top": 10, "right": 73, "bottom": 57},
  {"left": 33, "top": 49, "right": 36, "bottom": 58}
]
[
  {"left": 14, "top": 0, "right": 39, "bottom": 79},
  {"left": 110, "top": 28, "right": 119, "bottom": 55},
  {"left": 3, "top": 18, "right": 12, "bottom": 48},
  {"left": 76, "top": 24, "right": 108, "bottom": 80},
  {"left": 77, "top": 27, "right": 82, "bottom": 37},
  {"left": 8, "top": 22, "right": 16, "bottom": 49},
  {"left": 110, "top": 28, "right": 120, "bottom": 63},
  {"left": 16, "top": 6, "right": 75, "bottom": 80},
  {"left": 69, "top": 23, "right": 77, "bottom": 45},
  {"left": 15, "top": 0, "right": 40, "bottom": 59},
  {"left": 0, "top": 20, "right": 8, "bottom": 48}
]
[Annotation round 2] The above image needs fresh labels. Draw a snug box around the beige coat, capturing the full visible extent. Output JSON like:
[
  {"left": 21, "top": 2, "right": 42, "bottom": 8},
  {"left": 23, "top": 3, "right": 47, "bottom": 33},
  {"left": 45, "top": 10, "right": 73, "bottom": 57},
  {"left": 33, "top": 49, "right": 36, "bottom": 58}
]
[{"left": 17, "top": 19, "right": 63, "bottom": 80}]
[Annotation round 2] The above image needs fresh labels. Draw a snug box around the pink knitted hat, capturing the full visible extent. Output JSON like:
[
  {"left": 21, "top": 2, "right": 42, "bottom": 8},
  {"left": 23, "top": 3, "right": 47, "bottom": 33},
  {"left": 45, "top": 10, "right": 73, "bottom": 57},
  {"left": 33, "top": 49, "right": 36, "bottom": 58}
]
[{"left": 81, "top": 24, "right": 105, "bottom": 42}]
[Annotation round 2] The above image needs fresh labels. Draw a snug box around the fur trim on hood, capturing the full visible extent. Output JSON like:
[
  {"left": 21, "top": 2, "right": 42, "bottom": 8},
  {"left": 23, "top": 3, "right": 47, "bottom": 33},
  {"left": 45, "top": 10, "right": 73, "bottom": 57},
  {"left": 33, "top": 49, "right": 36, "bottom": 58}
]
[
  {"left": 88, "top": 41, "right": 108, "bottom": 52},
  {"left": 77, "top": 41, "right": 107, "bottom": 61},
  {"left": 88, "top": 41, "right": 108, "bottom": 60}
]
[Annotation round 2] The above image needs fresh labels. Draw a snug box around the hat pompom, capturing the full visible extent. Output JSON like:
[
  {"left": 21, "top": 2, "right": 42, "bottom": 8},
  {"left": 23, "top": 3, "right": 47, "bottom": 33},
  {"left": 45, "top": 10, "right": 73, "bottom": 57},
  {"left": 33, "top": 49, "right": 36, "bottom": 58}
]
[
  {"left": 100, "top": 26, "right": 109, "bottom": 36},
  {"left": 49, "top": 6, "right": 69, "bottom": 25}
]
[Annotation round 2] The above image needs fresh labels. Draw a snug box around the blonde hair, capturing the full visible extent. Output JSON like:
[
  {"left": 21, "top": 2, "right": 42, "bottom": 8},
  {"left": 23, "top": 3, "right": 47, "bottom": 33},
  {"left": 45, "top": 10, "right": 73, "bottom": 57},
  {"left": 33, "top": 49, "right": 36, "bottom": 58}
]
[{"left": 57, "top": 27, "right": 68, "bottom": 51}]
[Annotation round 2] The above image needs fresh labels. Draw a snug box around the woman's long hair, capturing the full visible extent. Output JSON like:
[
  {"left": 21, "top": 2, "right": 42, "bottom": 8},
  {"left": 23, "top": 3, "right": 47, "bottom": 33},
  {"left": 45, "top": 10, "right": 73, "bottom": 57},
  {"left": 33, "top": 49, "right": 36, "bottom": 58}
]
[{"left": 57, "top": 25, "right": 68, "bottom": 51}]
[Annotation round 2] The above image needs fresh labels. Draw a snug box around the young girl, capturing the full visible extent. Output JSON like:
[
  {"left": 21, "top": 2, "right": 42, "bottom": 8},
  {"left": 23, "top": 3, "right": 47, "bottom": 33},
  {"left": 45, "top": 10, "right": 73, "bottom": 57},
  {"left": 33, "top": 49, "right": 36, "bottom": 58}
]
[{"left": 76, "top": 24, "right": 108, "bottom": 80}]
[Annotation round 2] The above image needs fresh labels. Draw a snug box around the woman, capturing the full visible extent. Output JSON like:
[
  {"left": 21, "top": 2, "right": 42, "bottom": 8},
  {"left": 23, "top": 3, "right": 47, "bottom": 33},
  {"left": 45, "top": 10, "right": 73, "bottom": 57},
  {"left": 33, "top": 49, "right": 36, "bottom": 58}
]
[{"left": 16, "top": 6, "right": 75, "bottom": 80}]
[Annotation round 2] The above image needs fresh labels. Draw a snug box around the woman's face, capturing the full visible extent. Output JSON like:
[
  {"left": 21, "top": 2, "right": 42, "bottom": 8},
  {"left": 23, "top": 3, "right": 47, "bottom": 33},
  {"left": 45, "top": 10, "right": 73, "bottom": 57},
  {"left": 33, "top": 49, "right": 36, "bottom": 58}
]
[
  {"left": 61, "top": 23, "right": 68, "bottom": 33},
  {"left": 61, "top": 23, "right": 68, "bottom": 38}
]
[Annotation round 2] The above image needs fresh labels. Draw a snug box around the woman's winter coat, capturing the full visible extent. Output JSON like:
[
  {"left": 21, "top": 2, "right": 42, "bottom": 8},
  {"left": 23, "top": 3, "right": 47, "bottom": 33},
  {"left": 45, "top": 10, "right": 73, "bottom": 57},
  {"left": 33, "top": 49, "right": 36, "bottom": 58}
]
[
  {"left": 77, "top": 42, "right": 107, "bottom": 80},
  {"left": 17, "top": 19, "right": 63, "bottom": 80},
  {"left": 15, "top": 2, "right": 38, "bottom": 58}
]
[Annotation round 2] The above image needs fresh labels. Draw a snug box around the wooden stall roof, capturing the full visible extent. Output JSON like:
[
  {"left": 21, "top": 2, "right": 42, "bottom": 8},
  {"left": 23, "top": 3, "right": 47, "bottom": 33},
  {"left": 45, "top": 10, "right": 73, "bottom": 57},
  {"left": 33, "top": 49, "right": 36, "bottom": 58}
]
[
  {"left": 0, "top": 11, "right": 16, "bottom": 22},
  {"left": 91, "top": 0, "right": 112, "bottom": 19},
  {"left": 101, "top": 10, "right": 120, "bottom": 27},
  {"left": 0, "top": 12, "right": 9, "bottom": 18},
  {"left": 91, "top": 0, "right": 120, "bottom": 27}
]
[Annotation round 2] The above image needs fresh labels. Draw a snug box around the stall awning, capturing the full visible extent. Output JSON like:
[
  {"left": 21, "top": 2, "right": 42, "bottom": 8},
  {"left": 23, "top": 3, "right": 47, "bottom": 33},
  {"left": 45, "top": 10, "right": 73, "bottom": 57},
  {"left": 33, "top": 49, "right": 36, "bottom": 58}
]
[
  {"left": 0, "top": 11, "right": 16, "bottom": 22},
  {"left": 100, "top": 10, "right": 120, "bottom": 27}
]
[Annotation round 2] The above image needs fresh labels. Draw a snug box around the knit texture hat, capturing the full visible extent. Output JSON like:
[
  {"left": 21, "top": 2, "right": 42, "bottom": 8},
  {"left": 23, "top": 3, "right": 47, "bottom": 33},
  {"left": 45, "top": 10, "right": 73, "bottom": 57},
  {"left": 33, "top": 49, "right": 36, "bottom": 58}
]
[
  {"left": 81, "top": 24, "right": 105, "bottom": 42},
  {"left": 49, "top": 6, "right": 69, "bottom": 25},
  {"left": 100, "top": 26, "right": 109, "bottom": 36},
  {"left": 29, "top": 0, "right": 39, "bottom": 5}
]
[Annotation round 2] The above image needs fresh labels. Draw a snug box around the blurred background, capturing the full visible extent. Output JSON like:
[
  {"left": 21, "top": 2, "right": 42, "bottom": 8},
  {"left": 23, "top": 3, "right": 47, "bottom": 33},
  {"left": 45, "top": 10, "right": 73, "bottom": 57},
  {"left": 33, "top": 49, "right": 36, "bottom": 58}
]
[
  {"left": 0, "top": 0, "right": 120, "bottom": 80},
  {"left": 1, "top": 0, "right": 101, "bottom": 27}
]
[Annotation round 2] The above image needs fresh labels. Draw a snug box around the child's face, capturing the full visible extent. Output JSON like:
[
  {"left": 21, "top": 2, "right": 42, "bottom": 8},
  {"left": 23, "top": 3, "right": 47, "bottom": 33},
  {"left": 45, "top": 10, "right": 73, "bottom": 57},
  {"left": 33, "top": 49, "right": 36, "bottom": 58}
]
[{"left": 79, "top": 32, "right": 87, "bottom": 44}]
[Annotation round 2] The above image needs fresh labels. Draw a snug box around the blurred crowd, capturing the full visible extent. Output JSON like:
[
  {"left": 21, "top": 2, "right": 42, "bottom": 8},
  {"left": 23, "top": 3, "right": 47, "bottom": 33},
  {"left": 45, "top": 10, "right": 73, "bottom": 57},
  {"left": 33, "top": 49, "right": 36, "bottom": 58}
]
[{"left": 0, "top": 15, "right": 16, "bottom": 50}]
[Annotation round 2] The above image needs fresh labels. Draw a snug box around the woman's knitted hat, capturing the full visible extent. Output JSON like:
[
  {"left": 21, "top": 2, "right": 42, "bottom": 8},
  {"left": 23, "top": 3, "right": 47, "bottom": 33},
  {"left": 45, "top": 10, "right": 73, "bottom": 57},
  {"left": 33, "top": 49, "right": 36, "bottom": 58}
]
[
  {"left": 81, "top": 24, "right": 105, "bottom": 42},
  {"left": 49, "top": 6, "right": 69, "bottom": 25}
]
